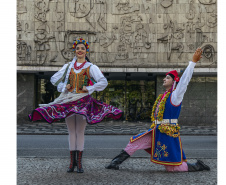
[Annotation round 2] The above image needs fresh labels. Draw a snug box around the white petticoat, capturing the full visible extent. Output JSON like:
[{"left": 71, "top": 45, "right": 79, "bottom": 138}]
[{"left": 39, "top": 91, "right": 89, "bottom": 107}]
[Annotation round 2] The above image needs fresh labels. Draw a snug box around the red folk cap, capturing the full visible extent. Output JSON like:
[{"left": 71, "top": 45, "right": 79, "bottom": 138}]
[{"left": 166, "top": 70, "right": 180, "bottom": 82}]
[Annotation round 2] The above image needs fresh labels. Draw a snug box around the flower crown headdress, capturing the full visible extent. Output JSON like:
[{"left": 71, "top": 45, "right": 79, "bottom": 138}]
[{"left": 72, "top": 38, "right": 90, "bottom": 54}]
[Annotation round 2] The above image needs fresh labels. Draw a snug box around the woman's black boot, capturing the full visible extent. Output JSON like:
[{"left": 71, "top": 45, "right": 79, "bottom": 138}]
[
  {"left": 76, "top": 150, "right": 84, "bottom": 173},
  {"left": 187, "top": 160, "right": 210, "bottom": 172},
  {"left": 67, "top": 150, "right": 76, "bottom": 173},
  {"left": 105, "top": 150, "right": 130, "bottom": 170}
]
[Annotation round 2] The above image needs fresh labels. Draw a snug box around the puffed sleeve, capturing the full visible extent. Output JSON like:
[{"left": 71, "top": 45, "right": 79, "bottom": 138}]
[
  {"left": 50, "top": 64, "right": 69, "bottom": 92},
  {"left": 86, "top": 65, "right": 108, "bottom": 95}
]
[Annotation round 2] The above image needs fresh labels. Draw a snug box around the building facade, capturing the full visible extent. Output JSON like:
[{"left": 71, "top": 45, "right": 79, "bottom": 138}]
[{"left": 17, "top": 0, "right": 217, "bottom": 125}]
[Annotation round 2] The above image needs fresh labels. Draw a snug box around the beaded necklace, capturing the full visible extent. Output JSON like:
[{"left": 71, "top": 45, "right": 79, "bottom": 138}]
[{"left": 74, "top": 61, "right": 86, "bottom": 70}]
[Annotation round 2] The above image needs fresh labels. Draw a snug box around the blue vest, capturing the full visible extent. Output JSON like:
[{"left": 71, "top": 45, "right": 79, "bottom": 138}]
[{"left": 163, "top": 93, "right": 182, "bottom": 120}]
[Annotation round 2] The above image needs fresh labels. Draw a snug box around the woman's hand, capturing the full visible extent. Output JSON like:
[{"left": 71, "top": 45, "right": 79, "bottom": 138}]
[
  {"left": 192, "top": 48, "right": 203, "bottom": 63},
  {"left": 66, "top": 84, "right": 71, "bottom": 90},
  {"left": 82, "top": 86, "right": 88, "bottom": 92}
]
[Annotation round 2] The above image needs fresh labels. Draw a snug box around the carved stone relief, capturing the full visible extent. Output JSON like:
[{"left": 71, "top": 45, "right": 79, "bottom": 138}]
[
  {"left": 201, "top": 44, "right": 215, "bottom": 59},
  {"left": 47, "top": 0, "right": 66, "bottom": 63},
  {"left": 112, "top": 14, "right": 151, "bottom": 62},
  {"left": 198, "top": 0, "right": 216, "bottom": 5},
  {"left": 196, "top": 4, "right": 205, "bottom": 28},
  {"left": 18, "top": 0, "right": 27, "bottom": 14},
  {"left": 187, "top": 43, "right": 195, "bottom": 51},
  {"left": 17, "top": 18, "right": 23, "bottom": 40},
  {"left": 113, "top": 0, "right": 140, "bottom": 15},
  {"left": 35, "top": 23, "right": 55, "bottom": 64},
  {"left": 17, "top": 41, "right": 32, "bottom": 61},
  {"left": 16, "top": 0, "right": 217, "bottom": 67},
  {"left": 99, "top": 34, "right": 116, "bottom": 50},
  {"left": 115, "top": 43, "right": 129, "bottom": 60},
  {"left": 206, "top": 12, "right": 217, "bottom": 28},
  {"left": 96, "top": 0, "right": 107, "bottom": 31},
  {"left": 195, "top": 28, "right": 210, "bottom": 48},
  {"left": 160, "top": 0, "right": 173, "bottom": 8},
  {"left": 55, "top": 0, "right": 65, "bottom": 31},
  {"left": 186, "top": 0, "right": 196, "bottom": 20},
  {"left": 35, "top": 0, "right": 51, "bottom": 22},
  {"left": 157, "top": 14, "right": 185, "bottom": 60},
  {"left": 69, "top": 0, "right": 94, "bottom": 18},
  {"left": 171, "top": 43, "right": 184, "bottom": 59},
  {"left": 68, "top": 0, "right": 107, "bottom": 31}
]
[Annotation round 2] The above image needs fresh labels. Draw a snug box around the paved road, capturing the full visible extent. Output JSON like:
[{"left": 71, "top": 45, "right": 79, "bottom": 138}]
[{"left": 17, "top": 135, "right": 217, "bottom": 159}]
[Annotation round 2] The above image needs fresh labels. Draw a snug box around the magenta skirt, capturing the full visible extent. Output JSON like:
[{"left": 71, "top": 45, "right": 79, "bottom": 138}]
[{"left": 29, "top": 95, "right": 123, "bottom": 124}]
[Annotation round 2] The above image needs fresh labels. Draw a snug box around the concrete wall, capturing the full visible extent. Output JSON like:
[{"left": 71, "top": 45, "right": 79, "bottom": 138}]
[{"left": 157, "top": 75, "right": 217, "bottom": 126}]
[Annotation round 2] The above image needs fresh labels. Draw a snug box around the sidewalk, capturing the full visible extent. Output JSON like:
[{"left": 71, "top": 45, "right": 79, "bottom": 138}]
[
  {"left": 17, "top": 158, "right": 217, "bottom": 185},
  {"left": 17, "top": 121, "right": 217, "bottom": 135}
]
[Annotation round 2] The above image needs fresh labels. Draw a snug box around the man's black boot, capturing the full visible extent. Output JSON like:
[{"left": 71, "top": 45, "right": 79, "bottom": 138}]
[
  {"left": 187, "top": 160, "right": 210, "bottom": 172},
  {"left": 105, "top": 150, "right": 130, "bottom": 170}
]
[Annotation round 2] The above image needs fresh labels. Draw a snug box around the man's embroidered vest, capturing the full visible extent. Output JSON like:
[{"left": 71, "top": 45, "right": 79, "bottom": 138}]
[{"left": 67, "top": 66, "right": 93, "bottom": 93}]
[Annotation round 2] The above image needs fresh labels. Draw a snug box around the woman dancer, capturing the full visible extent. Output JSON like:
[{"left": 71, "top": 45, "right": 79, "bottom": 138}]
[{"left": 29, "top": 38, "right": 123, "bottom": 173}]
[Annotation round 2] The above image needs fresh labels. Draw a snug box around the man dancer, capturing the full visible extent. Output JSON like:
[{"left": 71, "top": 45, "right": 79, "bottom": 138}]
[{"left": 106, "top": 48, "right": 210, "bottom": 172}]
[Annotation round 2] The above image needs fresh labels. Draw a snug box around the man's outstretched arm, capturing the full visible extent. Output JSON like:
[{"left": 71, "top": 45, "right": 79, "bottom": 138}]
[{"left": 171, "top": 48, "right": 203, "bottom": 106}]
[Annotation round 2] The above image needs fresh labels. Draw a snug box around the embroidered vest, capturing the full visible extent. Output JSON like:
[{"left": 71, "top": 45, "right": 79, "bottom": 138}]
[{"left": 67, "top": 66, "right": 94, "bottom": 93}]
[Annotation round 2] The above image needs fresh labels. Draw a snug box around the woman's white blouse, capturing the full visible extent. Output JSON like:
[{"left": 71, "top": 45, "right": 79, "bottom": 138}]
[{"left": 51, "top": 62, "right": 108, "bottom": 95}]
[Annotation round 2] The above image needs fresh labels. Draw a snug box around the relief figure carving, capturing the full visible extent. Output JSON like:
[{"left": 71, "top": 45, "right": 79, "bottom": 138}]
[
  {"left": 186, "top": 0, "right": 196, "bottom": 20},
  {"left": 17, "top": 41, "right": 32, "bottom": 61},
  {"left": 206, "top": 12, "right": 217, "bottom": 28},
  {"left": 69, "top": 0, "right": 94, "bottom": 18},
  {"left": 18, "top": 0, "right": 27, "bottom": 14},
  {"left": 113, "top": 0, "right": 140, "bottom": 15},
  {"left": 198, "top": 0, "right": 216, "bottom": 5},
  {"left": 115, "top": 43, "right": 129, "bottom": 60},
  {"left": 35, "top": 0, "right": 51, "bottom": 22},
  {"left": 35, "top": 23, "right": 55, "bottom": 64},
  {"left": 161, "top": 0, "right": 173, "bottom": 8}
]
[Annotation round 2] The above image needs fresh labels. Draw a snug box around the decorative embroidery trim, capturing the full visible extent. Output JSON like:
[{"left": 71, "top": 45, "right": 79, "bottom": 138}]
[
  {"left": 158, "top": 123, "right": 180, "bottom": 138},
  {"left": 130, "top": 129, "right": 153, "bottom": 143},
  {"left": 154, "top": 141, "right": 169, "bottom": 160},
  {"left": 151, "top": 92, "right": 171, "bottom": 125},
  {"left": 68, "top": 68, "right": 76, "bottom": 92}
]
